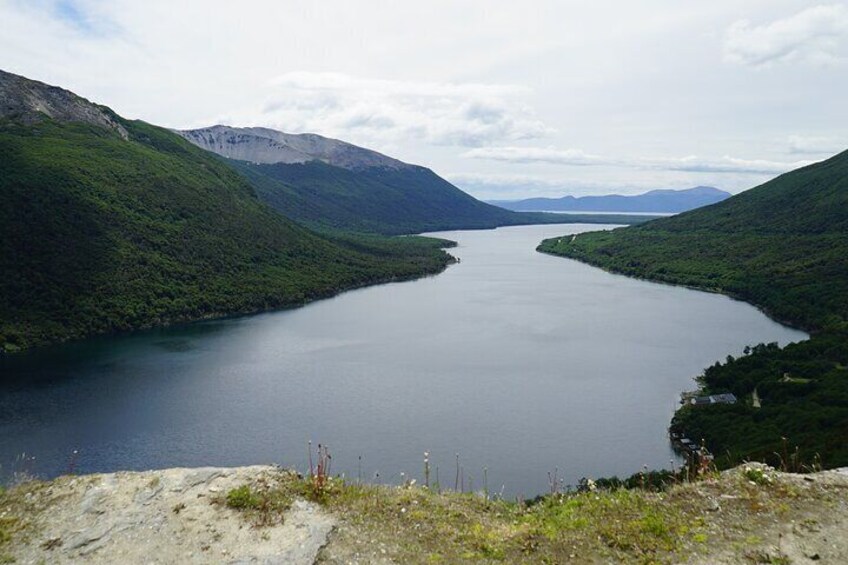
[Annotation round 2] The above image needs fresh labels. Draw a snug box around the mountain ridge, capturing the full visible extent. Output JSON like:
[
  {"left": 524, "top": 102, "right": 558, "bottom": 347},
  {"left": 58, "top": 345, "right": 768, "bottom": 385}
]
[
  {"left": 178, "top": 124, "right": 639, "bottom": 235},
  {"left": 0, "top": 69, "right": 128, "bottom": 138},
  {"left": 176, "top": 125, "right": 409, "bottom": 171}
]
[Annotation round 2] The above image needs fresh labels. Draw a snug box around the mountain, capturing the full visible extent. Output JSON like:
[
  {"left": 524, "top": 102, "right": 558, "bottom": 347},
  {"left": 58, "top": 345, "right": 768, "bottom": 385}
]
[
  {"left": 538, "top": 150, "right": 848, "bottom": 469},
  {"left": 0, "top": 70, "right": 454, "bottom": 352},
  {"left": 177, "top": 125, "right": 408, "bottom": 170},
  {"left": 490, "top": 186, "right": 731, "bottom": 214},
  {"left": 177, "top": 126, "right": 642, "bottom": 235},
  {"left": 539, "top": 153, "right": 848, "bottom": 329}
]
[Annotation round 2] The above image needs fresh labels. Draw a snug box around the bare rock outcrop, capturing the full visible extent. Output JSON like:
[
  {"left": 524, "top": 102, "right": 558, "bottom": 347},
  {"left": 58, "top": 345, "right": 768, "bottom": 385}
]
[
  {"left": 0, "top": 69, "right": 128, "bottom": 139},
  {"left": 5, "top": 466, "right": 334, "bottom": 564},
  {"left": 176, "top": 125, "right": 410, "bottom": 170}
]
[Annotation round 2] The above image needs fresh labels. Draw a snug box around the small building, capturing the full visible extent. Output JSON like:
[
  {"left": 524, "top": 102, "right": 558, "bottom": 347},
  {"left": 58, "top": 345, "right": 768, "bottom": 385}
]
[
  {"left": 670, "top": 436, "right": 700, "bottom": 454},
  {"left": 689, "top": 393, "right": 737, "bottom": 406}
]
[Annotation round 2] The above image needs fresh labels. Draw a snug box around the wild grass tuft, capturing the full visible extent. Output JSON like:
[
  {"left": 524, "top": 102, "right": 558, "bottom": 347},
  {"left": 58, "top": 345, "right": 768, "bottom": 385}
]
[{"left": 221, "top": 478, "right": 293, "bottom": 527}]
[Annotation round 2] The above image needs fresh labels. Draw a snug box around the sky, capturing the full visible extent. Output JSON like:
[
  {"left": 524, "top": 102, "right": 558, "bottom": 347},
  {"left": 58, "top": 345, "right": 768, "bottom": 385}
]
[{"left": 2, "top": 0, "right": 847, "bottom": 199}]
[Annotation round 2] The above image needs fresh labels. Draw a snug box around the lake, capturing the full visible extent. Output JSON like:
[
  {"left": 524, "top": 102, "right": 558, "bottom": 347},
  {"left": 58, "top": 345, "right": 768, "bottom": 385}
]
[{"left": 0, "top": 224, "right": 806, "bottom": 496}]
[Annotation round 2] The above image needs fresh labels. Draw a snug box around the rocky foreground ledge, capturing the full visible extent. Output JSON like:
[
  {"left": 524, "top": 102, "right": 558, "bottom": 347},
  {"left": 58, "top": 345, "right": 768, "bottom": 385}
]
[
  {"left": 1, "top": 464, "right": 847, "bottom": 564},
  {"left": 1, "top": 466, "right": 333, "bottom": 564}
]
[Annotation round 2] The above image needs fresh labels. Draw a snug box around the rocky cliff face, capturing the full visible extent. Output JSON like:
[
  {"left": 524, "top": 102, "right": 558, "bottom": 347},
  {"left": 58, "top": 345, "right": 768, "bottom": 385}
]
[
  {"left": 0, "top": 70, "right": 128, "bottom": 139},
  {"left": 176, "top": 125, "right": 410, "bottom": 170}
]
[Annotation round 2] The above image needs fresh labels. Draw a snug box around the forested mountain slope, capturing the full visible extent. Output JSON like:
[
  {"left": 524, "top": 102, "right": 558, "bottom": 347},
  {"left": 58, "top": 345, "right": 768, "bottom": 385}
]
[
  {"left": 540, "top": 151, "right": 848, "bottom": 330},
  {"left": 180, "top": 125, "right": 642, "bottom": 235},
  {"left": 0, "top": 70, "right": 452, "bottom": 352},
  {"left": 539, "top": 150, "right": 848, "bottom": 468}
]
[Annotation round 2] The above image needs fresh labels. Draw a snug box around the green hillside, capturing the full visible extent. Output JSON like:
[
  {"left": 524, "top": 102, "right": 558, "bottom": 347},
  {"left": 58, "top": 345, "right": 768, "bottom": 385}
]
[
  {"left": 229, "top": 159, "right": 647, "bottom": 235},
  {"left": 538, "top": 150, "right": 848, "bottom": 468},
  {"left": 0, "top": 117, "right": 453, "bottom": 353}
]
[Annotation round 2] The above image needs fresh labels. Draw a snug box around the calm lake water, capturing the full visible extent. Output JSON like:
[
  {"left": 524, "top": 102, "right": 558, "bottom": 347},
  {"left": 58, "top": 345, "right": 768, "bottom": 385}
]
[{"left": 0, "top": 224, "right": 806, "bottom": 496}]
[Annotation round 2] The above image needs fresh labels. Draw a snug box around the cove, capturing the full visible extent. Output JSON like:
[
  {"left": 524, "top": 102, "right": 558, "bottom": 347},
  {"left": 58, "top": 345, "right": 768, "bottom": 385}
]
[{"left": 0, "top": 224, "right": 806, "bottom": 496}]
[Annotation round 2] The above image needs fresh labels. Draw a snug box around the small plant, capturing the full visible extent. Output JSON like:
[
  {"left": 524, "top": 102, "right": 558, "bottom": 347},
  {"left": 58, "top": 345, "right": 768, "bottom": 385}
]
[
  {"left": 742, "top": 465, "right": 774, "bottom": 486},
  {"left": 223, "top": 479, "right": 292, "bottom": 526},
  {"left": 547, "top": 468, "right": 564, "bottom": 495},
  {"left": 226, "top": 485, "right": 261, "bottom": 510},
  {"left": 576, "top": 477, "right": 597, "bottom": 493},
  {"left": 5, "top": 453, "right": 37, "bottom": 487},
  {"left": 306, "top": 443, "right": 335, "bottom": 502},
  {"left": 66, "top": 450, "right": 80, "bottom": 475},
  {"left": 0, "top": 515, "right": 19, "bottom": 563},
  {"left": 423, "top": 452, "right": 430, "bottom": 489}
]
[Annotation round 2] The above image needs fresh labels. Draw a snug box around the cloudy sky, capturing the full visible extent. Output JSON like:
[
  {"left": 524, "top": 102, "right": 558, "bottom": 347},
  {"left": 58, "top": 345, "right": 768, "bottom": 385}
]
[{"left": 2, "top": 1, "right": 846, "bottom": 199}]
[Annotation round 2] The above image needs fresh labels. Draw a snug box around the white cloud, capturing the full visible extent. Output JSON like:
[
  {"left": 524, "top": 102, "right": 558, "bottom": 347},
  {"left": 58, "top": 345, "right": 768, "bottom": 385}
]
[
  {"left": 2, "top": 1, "right": 845, "bottom": 197},
  {"left": 460, "top": 146, "right": 605, "bottom": 166},
  {"left": 650, "top": 155, "right": 814, "bottom": 175},
  {"left": 215, "top": 72, "right": 552, "bottom": 148},
  {"left": 456, "top": 145, "right": 601, "bottom": 167},
  {"left": 462, "top": 146, "right": 814, "bottom": 175},
  {"left": 446, "top": 172, "right": 567, "bottom": 187},
  {"left": 444, "top": 172, "right": 646, "bottom": 199},
  {"left": 724, "top": 4, "right": 848, "bottom": 67},
  {"left": 786, "top": 135, "right": 845, "bottom": 155}
]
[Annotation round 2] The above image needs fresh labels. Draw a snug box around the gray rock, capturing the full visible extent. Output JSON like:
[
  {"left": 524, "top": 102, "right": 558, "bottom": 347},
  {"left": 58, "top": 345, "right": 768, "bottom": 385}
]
[
  {"left": 0, "top": 69, "right": 128, "bottom": 139},
  {"left": 176, "top": 125, "right": 410, "bottom": 171}
]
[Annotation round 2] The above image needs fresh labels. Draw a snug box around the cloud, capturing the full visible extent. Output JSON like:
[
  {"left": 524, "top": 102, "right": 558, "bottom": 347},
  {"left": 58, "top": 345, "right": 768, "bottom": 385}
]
[
  {"left": 724, "top": 4, "right": 848, "bottom": 66},
  {"left": 460, "top": 146, "right": 605, "bottom": 165},
  {"left": 786, "top": 135, "right": 844, "bottom": 155},
  {"left": 219, "top": 72, "right": 552, "bottom": 148},
  {"left": 446, "top": 172, "right": 567, "bottom": 187},
  {"left": 3, "top": 1, "right": 845, "bottom": 195},
  {"left": 649, "top": 155, "right": 814, "bottom": 174},
  {"left": 462, "top": 145, "right": 814, "bottom": 175},
  {"left": 443, "top": 172, "right": 655, "bottom": 200}
]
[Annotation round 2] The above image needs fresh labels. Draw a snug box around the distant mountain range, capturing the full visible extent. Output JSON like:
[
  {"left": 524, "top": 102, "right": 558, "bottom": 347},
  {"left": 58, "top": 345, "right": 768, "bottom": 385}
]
[
  {"left": 489, "top": 186, "right": 731, "bottom": 214},
  {"left": 177, "top": 126, "right": 628, "bottom": 235}
]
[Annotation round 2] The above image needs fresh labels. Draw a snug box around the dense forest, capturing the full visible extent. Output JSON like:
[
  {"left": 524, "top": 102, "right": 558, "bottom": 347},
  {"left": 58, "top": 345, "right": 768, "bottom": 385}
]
[
  {"left": 538, "top": 150, "right": 848, "bottom": 468},
  {"left": 0, "top": 117, "right": 454, "bottom": 353},
  {"left": 228, "top": 159, "right": 649, "bottom": 235}
]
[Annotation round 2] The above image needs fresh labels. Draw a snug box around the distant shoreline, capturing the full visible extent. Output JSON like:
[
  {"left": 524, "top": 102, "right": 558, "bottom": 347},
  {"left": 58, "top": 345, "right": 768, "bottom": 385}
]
[{"left": 516, "top": 210, "right": 674, "bottom": 216}]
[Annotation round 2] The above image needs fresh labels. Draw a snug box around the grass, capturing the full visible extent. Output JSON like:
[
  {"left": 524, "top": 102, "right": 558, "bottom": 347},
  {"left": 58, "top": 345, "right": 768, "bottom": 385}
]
[
  {"left": 0, "top": 480, "right": 45, "bottom": 563},
  {"left": 220, "top": 477, "right": 293, "bottom": 527},
  {"left": 221, "top": 470, "right": 726, "bottom": 564},
  {"left": 1, "top": 462, "right": 840, "bottom": 563},
  {"left": 214, "top": 458, "right": 848, "bottom": 564}
]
